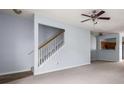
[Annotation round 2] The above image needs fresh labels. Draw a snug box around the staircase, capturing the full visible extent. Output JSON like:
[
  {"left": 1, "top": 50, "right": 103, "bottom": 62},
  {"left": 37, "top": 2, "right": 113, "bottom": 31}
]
[{"left": 38, "top": 31, "right": 64, "bottom": 67}]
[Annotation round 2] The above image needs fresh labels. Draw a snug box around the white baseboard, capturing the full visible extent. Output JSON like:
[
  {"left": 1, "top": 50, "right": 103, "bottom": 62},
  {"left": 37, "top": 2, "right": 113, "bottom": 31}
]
[
  {"left": 34, "top": 62, "right": 90, "bottom": 75},
  {"left": 0, "top": 68, "right": 31, "bottom": 76}
]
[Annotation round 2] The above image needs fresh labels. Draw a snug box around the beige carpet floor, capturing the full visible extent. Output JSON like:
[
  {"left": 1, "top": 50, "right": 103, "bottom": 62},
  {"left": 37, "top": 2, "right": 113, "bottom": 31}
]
[{"left": 7, "top": 61, "right": 124, "bottom": 84}]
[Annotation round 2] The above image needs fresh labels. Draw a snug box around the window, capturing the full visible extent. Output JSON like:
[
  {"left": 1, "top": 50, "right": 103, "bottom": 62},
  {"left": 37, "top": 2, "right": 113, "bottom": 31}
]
[{"left": 101, "top": 38, "right": 116, "bottom": 50}]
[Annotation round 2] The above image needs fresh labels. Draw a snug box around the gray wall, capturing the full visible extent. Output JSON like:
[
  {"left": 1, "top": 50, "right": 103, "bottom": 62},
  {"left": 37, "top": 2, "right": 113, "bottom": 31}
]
[
  {"left": 90, "top": 34, "right": 97, "bottom": 61},
  {"left": 38, "top": 24, "right": 63, "bottom": 45},
  {"left": 122, "top": 46, "right": 124, "bottom": 59},
  {"left": 96, "top": 33, "right": 122, "bottom": 62},
  {"left": 0, "top": 13, "right": 34, "bottom": 75},
  {"left": 122, "top": 38, "right": 124, "bottom": 59},
  {"left": 91, "top": 33, "right": 123, "bottom": 62},
  {"left": 34, "top": 15, "right": 90, "bottom": 75},
  {"left": 90, "top": 34, "right": 96, "bottom": 50}
]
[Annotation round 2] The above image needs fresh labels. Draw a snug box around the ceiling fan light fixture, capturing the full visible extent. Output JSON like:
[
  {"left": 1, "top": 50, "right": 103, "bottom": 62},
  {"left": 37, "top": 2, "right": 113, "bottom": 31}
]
[{"left": 94, "top": 21, "right": 97, "bottom": 24}]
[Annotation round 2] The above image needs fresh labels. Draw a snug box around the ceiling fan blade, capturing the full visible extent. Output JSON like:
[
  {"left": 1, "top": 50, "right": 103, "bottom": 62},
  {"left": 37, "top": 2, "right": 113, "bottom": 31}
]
[
  {"left": 98, "top": 17, "right": 110, "bottom": 20},
  {"left": 95, "top": 10, "right": 105, "bottom": 17},
  {"left": 81, "top": 19, "right": 91, "bottom": 22},
  {"left": 81, "top": 14, "right": 91, "bottom": 17}
]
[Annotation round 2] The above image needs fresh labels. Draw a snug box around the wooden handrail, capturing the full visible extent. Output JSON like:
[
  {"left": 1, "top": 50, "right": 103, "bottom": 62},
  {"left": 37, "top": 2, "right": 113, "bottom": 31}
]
[
  {"left": 38, "top": 31, "right": 64, "bottom": 49},
  {"left": 28, "top": 31, "right": 64, "bottom": 55}
]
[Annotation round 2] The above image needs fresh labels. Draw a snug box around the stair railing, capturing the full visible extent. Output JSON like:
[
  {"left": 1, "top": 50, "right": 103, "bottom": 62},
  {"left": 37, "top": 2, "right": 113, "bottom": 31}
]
[{"left": 38, "top": 31, "right": 64, "bottom": 66}]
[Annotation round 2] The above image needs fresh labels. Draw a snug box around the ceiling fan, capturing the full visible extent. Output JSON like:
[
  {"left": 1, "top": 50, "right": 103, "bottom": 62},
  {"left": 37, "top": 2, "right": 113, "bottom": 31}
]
[{"left": 81, "top": 10, "right": 110, "bottom": 24}]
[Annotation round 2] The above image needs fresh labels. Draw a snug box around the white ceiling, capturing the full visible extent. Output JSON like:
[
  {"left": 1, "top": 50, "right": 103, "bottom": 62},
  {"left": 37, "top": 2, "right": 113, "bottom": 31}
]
[
  {"left": 0, "top": 9, "right": 33, "bottom": 19},
  {"left": 1, "top": 9, "right": 124, "bottom": 33}
]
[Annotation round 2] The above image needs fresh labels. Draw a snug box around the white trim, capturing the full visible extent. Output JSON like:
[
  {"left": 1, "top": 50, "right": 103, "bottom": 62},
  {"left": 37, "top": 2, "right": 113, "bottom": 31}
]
[
  {"left": 0, "top": 68, "right": 31, "bottom": 76},
  {"left": 34, "top": 62, "right": 90, "bottom": 75}
]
